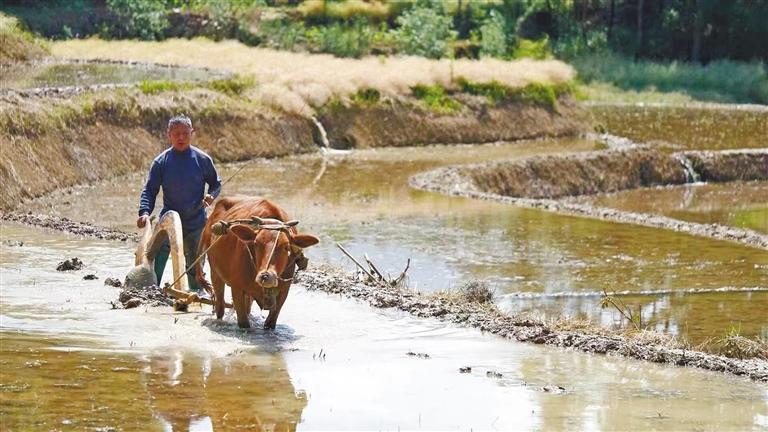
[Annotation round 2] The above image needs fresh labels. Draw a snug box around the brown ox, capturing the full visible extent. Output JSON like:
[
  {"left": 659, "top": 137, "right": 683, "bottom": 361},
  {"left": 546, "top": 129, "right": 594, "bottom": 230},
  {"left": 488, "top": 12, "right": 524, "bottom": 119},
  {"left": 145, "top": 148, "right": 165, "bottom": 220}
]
[{"left": 195, "top": 197, "right": 319, "bottom": 329}]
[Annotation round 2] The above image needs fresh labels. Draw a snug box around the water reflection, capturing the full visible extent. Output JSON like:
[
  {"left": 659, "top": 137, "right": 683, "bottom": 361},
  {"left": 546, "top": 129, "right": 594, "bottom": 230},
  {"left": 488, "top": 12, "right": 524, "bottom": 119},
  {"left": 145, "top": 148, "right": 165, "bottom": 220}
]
[
  {"left": 0, "top": 332, "right": 305, "bottom": 431},
  {"left": 146, "top": 351, "right": 306, "bottom": 431},
  {"left": 575, "top": 181, "right": 768, "bottom": 234}
]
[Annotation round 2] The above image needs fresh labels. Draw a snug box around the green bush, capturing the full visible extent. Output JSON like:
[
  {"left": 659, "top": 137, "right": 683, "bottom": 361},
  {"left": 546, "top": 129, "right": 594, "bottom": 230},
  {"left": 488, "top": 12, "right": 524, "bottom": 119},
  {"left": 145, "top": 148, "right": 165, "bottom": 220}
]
[
  {"left": 306, "top": 19, "right": 376, "bottom": 58},
  {"left": 411, "top": 84, "right": 462, "bottom": 113},
  {"left": 106, "top": 0, "right": 168, "bottom": 40},
  {"left": 258, "top": 18, "right": 307, "bottom": 51},
  {"left": 0, "top": 12, "right": 49, "bottom": 63},
  {"left": 393, "top": 4, "right": 456, "bottom": 59},
  {"left": 511, "top": 37, "right": 552, "bottom": 60},
  {"left": 478, "top": 10, "right": 507, "bottom": 58}
]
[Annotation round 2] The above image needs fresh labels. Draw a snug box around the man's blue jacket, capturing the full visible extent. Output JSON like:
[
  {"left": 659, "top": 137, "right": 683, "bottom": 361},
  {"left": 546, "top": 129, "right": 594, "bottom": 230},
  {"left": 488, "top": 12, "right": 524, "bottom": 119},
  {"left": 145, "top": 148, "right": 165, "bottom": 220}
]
[{"left": 138, "top": 146, "right": 221, "bottom": 234}]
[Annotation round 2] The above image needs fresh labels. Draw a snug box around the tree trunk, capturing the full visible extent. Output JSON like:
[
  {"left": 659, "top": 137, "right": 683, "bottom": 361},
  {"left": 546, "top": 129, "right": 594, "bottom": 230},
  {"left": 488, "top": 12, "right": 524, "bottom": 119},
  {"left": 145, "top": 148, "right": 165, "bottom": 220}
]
[
  {"left": 636, "top": 0, "right": 645, "bottom": 59},
  {"left": 691, "top": 0, "right": 703, "bottom": 63},
  {"left": 607, "top": 0, "right": 616, "bottom": 42}
]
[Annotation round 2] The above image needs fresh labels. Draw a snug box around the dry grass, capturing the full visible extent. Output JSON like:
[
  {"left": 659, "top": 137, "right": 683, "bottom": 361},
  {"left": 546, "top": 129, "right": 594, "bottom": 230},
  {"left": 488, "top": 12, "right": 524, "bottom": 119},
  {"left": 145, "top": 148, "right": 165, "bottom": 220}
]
[
  {"left": 697, "top": 329, "right": 768, "bottom": 360},
  {"left": 51, "top": 38, "right": 574, "bottom": 116}
]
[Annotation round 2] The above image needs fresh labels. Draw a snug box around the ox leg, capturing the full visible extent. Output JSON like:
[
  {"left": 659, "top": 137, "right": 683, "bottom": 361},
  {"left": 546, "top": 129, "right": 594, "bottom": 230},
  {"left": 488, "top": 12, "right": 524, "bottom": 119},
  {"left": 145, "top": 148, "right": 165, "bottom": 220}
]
[
  {"left": 264, "top": 285, "right": 290, "bottom": 330},
  {"left": 231, "top": 287, "right": 250, "bottom": 329},
  {"left": 244, "top": 292, "right": 254, "bottom": 317},
  {"left": 211, "top": 271, "right": 226, "bottom": 320}
]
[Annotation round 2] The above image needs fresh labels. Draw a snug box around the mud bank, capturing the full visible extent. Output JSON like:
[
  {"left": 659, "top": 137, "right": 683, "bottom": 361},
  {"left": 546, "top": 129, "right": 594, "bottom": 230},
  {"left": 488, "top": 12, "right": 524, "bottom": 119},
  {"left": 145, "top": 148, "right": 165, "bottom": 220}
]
[
  {"left": 410, "top": 147, "right": 768, "bottom": 249},
  {"left": 0, "top": 88, "right": 315, "bottom": 210},
  {"left": 684, "top": 149, "right": 768, "bottom": 182},
  {"left": 1, "top": 83, "right": 588, "bottom": 210},
  {"left": 297, "top": 265, "right": 768, "bottom": 382},
  {"left": 0, "top": 212, "right": 138, "bottom": 241},
  {"left": 320, "top": 95, "right": 586, "bottom": 149},
  {"left": 448, "top": 146, "right": 767, "bottom": 200}
]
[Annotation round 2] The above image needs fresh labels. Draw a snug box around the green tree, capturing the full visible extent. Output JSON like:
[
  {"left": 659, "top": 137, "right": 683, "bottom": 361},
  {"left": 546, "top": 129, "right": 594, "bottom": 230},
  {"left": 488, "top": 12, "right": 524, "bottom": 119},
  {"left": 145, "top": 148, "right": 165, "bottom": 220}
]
[
  {"left": 479, "top": 10, "right": 508, "bottom": 58},
  {"left": 107, "top": 0, "right": 168, "bottom": 40},
  {"left": 393, "top": 3, "right": 457, "bottom": 59}
]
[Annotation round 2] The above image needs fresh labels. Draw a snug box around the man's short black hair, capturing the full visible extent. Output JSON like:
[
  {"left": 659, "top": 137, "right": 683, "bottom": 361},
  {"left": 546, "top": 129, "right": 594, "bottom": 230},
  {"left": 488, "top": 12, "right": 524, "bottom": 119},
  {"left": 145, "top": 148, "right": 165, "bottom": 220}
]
[{"left": 167, "top": 114, "right": 193, "bottom": 131}]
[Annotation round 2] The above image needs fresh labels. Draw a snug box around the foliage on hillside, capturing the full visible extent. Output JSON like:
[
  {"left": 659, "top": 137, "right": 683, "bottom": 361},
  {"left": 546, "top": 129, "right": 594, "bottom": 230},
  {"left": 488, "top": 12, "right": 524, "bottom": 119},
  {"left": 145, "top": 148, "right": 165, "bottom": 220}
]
[{"left": 0, "top": 12, "right": 48, "bottom": 64}]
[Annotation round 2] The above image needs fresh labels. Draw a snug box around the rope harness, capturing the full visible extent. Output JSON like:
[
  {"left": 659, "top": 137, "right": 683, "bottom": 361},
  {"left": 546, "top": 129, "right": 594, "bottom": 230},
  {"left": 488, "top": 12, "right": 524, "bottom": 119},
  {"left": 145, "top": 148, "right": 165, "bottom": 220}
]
[
  {"left": 165, "top": 216, "right": 307, "bottom": 295},
  {"left": 211, "top": 216, "right": 305, "bottom": 284}
]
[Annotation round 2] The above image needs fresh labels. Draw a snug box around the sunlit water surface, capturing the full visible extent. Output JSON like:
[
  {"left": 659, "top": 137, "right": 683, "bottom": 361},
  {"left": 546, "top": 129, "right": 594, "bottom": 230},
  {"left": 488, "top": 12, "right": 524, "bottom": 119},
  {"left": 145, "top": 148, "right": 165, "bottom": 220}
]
[
  {"left": 1, "top": 224, "right": 766, "bottom": 431},
  {"left": 25, "top": 139, "right": 768, "bottom": 343}
]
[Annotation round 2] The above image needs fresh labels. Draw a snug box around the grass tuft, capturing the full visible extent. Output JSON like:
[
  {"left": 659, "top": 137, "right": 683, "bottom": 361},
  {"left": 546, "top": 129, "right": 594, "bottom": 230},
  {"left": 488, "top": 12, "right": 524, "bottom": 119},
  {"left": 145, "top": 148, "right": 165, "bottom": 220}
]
[
  {"left": 457, "top": 280, "right": 495, "bottom": 304},
  {"left": 411, "top": 84, "right": 462, "bottom": 114},
  {"left": 458, "top": 77, "right": 576, "bottom": 109},
  {"left": 351, "top": 88, "right": 381, "bottom": 106}
]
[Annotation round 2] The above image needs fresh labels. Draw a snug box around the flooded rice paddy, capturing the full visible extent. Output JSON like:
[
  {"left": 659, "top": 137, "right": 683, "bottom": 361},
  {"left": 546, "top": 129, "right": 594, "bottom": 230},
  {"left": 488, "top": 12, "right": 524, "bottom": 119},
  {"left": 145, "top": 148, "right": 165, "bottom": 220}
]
[
  {"left": 1, "top": 103, "right": 767, "bottom": 430},
  {"left": 25, "top": 137, "right": 768, "bottom": 344},
  {"left": 590, "top": 104, "right": 768, "bottom": 150},
  {"left": 0, "top": 60, "right": 223, "bottom": 91},
  {"left": 2, "top": 224, "right": 767, "bottom": 431},
  {"left": 574, "top": 181, "right": 768, "bottom": 234}
]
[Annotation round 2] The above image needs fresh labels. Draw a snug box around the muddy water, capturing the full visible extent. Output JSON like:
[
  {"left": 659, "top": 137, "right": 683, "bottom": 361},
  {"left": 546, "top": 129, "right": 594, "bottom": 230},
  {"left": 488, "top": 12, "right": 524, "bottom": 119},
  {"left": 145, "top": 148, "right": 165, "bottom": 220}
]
[
  {"left": 2, "top": 224, "right": 767, "bottom": 431},
  {"left": 0, "top": 60, "right": 222, "bottom": 90},
  {"left": 590, "top": 104, "right": 768, "bottom": 150},
  {"left": 27, "top": 139, "right": 768, "bottom": 344},
  {"left": 575, "top": 181, "right": 768, "bottom": 234}
]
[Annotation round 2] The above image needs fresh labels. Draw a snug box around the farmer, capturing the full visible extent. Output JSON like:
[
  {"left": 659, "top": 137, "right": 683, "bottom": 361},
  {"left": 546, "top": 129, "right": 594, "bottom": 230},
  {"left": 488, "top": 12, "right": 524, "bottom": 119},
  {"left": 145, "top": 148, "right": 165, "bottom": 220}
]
[{"left": 137, "top": 114, "right": 221, "bottom": 292}]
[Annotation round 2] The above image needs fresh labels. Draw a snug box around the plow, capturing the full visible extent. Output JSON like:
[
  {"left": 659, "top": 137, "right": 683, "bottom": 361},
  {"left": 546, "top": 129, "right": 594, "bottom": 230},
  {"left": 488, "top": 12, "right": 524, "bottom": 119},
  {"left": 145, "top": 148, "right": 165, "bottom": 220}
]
[
  {"left": 124, "top": 210, "right": 217, "bottom": 310},
  {"left": 124, "top": 209, "right": 311, "bottom": 312}
]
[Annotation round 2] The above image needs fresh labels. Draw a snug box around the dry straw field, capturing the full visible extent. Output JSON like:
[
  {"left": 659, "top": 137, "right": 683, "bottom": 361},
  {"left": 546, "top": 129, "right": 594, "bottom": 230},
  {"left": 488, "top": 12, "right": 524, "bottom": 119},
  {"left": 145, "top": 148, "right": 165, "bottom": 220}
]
[{"left": 53, "top": 38, "right": 575, "bottom": 115}]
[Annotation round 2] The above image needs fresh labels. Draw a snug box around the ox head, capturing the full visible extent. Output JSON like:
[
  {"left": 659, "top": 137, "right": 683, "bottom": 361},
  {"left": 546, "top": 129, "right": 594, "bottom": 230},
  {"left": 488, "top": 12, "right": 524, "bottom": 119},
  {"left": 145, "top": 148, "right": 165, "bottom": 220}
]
[{"left": 228, "top": 219, "right": 319, "bottom": 306}]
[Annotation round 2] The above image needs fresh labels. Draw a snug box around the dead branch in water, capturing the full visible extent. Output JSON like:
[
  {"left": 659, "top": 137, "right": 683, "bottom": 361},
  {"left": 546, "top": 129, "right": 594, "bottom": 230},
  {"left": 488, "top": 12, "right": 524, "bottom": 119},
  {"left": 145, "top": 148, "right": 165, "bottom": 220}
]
[
  {"left": 600, "top": 287, "right": 642, "bottom": 331},
  {"left": 392, "top": 258, "right": 411, "bottom": 287},
  {"left": 336, "top": 243, "right": 410, "bottom": 288}
]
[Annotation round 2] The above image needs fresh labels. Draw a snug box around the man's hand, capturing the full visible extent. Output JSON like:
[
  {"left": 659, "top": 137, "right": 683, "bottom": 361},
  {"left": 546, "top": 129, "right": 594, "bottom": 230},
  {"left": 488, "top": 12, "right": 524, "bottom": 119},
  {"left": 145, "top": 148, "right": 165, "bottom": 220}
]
[
  {"left": 202, "top": 194, "right": 215, "bottom": 208},
  {"left": 137, "top": 214, "right": 149, "bottom": 229}
]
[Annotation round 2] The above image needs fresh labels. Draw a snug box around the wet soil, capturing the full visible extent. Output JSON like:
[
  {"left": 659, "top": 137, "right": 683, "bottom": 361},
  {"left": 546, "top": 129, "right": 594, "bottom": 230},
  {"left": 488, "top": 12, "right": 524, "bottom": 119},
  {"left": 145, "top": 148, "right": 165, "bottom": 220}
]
[
  {"left": 0, "top": 212, "right": 138, "bottom": 241},
  {"left": 117, "top": 284, "right": 174, "bottom": 309},
  {"left": 297, "top": 264, "right": 768, "bottom": 382},
  {"left": 55, "top": 257, "right": 84, "bottom": 271}
]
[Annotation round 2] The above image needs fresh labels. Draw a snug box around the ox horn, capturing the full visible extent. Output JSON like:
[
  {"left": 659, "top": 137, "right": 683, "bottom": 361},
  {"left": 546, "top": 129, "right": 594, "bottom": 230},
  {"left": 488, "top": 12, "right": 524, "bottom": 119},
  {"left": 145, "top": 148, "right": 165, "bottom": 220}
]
[{"left": 285, "top": 220, "right": 299, "bottom": 227}]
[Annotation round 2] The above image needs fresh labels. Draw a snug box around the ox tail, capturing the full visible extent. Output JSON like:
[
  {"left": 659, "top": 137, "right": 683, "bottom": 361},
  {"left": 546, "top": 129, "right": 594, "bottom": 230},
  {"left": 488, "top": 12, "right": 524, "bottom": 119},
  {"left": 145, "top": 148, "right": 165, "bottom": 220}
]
[{"left": 195, "top": 229, "right": 214, "bottom": 295}]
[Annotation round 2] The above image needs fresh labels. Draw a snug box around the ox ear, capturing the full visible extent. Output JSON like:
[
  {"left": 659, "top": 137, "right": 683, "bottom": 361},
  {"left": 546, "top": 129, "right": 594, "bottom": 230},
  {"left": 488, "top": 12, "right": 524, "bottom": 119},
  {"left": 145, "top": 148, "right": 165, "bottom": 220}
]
[
  {"left": 291, "top": 233, "right": 319, "bottom": 249},
  {"left": 230, "top": 225, "right": 257, "bottom": 242}
]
